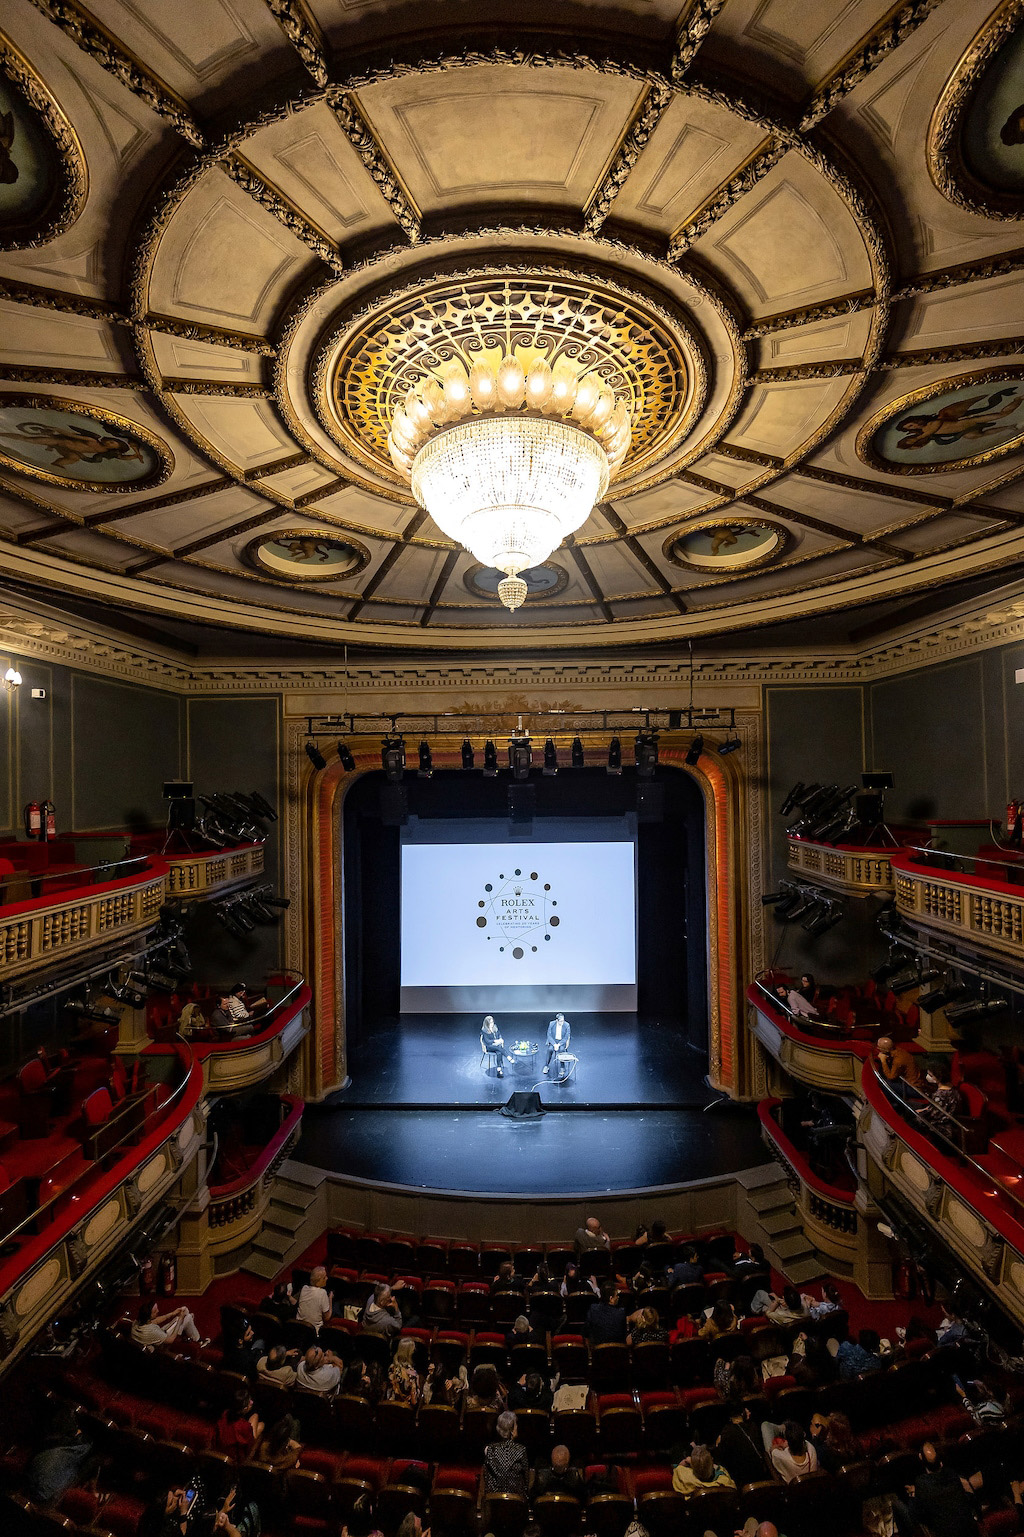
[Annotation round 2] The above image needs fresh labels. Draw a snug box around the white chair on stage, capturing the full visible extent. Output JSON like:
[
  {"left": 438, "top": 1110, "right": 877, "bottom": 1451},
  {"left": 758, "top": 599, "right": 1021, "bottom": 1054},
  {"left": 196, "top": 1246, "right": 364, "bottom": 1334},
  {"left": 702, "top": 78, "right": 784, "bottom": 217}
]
[{"left": 551, "top": 1052, "right": 579, "bottom": 1084}]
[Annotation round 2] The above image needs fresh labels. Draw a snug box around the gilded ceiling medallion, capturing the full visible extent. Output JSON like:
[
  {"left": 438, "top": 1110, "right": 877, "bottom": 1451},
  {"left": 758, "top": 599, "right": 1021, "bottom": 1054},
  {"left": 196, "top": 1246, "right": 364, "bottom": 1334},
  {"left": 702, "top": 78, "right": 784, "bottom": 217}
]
[
  {"left": 664, "top": 516, "right": 789, "bottom": 573},
  {"left": 244, "top": 529, "right": 371, "bottom": 583},
  {"left": 0, "top": 394, "right": 172, "bottom": 492},
  {"left": 856, "top": 368, "right": 1024, "bottom": 475},
  {"left": 928, "top": 0, "right": 1024, "bottom": 219},
  {"left": 318, "top": 268, "right": 697, "bottom": 491},
  {"left": 464, "top": 562, "right": 569, "bottom": 603},
  {"left": 0, "top": 33, "right": 87, "bottom": 250}
]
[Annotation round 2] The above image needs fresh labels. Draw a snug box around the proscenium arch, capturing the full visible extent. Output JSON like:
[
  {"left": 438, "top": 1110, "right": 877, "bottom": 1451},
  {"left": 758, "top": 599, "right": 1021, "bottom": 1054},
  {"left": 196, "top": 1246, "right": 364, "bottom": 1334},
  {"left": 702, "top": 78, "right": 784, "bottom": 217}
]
[{"left": 302, "top": 734, "right": 753, "bottom": 1102}]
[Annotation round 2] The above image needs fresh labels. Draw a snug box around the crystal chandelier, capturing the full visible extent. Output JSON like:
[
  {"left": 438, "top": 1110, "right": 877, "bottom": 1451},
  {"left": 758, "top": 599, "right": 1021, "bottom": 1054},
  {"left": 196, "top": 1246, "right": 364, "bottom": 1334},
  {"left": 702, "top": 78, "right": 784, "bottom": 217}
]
[{"left": 387, "top": 351, "right": 632, "bottom": 612}]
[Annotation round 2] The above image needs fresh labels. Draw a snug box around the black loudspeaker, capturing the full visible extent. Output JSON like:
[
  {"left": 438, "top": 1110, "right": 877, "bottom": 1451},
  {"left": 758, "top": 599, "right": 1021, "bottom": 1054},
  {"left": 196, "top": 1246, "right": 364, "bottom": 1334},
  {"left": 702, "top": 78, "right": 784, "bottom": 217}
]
[
  {"left": 636, "top": 782, "right": 664, "bottom": 822},
  {"left": 500, "top": 1091, "right": 545, "bottom": 1120},
  {"left": 379, "top": 782, "right": 408, "bottom": 826},
  {"left": 855, "top": 792, "right": 883, "bottom": 823},
  {"left": 507, "top": 784, "right": 535, "bottom": 825}
]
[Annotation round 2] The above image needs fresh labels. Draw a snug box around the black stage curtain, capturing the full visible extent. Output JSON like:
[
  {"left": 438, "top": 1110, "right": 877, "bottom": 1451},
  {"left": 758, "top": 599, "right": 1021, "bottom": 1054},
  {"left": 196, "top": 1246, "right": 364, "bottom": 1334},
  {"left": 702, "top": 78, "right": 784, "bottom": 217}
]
[{"left": 342, "top": 766, "right": 707, "bottom": 1062}]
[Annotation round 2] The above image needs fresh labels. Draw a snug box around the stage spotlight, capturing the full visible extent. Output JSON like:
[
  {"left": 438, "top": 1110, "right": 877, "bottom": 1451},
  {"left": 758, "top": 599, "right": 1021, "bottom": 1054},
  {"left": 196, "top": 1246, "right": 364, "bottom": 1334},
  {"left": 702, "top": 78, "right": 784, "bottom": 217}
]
[
  {"left": 718, "top": 735, "right": 741, "bottom": 755},
  {"left": 305, "top": 739, "right": 326, "bottom": 771},
  {"left": 872, "top": 955, "right": 913, "bottom": 985},
  {"left": 779, "top": 782, "right": 807, "bottom": 816},
  {"left": 946, "top": 995, "right": 1009, "bottom": 1025},
  {"left": 483, "top": 739, "right": 498, "bottom": 777},
  {"left": 417, "top": 740, "right": 433, "bottom": 778},
  {"left": 606, "top": 737, "right": 622, "bottom": 775},
  {"left": 543, "top": 739, "right": 558, "bottom": 776},
  {"left": 887, "top": 969, "right": 924, "bottom": 995},
  {"left": 381, "top": 735, "right": 406, "bottom": 782},
  {"left": 761, "top": 889, "right": 795, "bottom": 906},
  {"left": 635, "top": 731, "right": 659, "bottom": 778},
  {"left": 461, "top": 739, "right": 475, "bottom": 770},
  {"left": 337, "top": 742, "right": 356, "bottom": 772},
  {"left": 919, "top": 982, "right": 971, "bottom": 1012},
  {"left": 685, "top": 734, "right": 704, "bottom": 766},
  {"left": 571, "top": 736, "right": 585, "bottom": 768},
  {"left": 803, "top": 902, "right": 844, "bottom": 936},
  {"left": 508, "top": 737, "right": 532, "bottom": 780}
]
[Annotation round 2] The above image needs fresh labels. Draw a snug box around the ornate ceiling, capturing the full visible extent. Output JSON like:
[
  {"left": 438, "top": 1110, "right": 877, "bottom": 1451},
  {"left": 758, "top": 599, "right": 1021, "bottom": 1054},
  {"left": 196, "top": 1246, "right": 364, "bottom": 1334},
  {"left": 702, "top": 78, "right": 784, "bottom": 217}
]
[{"left": 0, "top": 0, "right": 1022, "bottom": 653}]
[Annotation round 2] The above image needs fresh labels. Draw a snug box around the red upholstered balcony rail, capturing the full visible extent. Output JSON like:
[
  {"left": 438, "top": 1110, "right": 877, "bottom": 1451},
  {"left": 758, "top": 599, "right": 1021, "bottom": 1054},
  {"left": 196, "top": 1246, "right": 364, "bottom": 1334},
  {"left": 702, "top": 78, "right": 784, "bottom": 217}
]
[
  {"left": 0, "top": 850, "right": 164, "bottom": 914},
  {"left": 891, "top": 845, "right": 1024, "bottom": 896},
  {"left": 757, "top": 1097, "right": 856, "bottom": 1207},
  {"left": 150, "top": 973, "right": 311, "bottom": 1055},
  {"left": 207, "top": 1092, "right": 304, "bottom": 1202}
]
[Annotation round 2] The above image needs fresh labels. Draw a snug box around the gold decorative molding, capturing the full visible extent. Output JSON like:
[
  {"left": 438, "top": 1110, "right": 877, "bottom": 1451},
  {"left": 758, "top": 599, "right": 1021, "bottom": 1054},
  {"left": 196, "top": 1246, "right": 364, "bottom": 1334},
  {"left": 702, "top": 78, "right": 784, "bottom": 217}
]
[
  {"left": 160, "top": 377, "right": 272, "bottom": 398},
  {"left": 927, "top": 0, "right": 1024, "bottom": 220},
  {"left": 878, "top": 338, "right": 1024, "bottom": 370},
  {"left": 0, "top": 29, "right": 88, "bottom": 251},
  {"left": 26, "top": 0, "right": 203, "bottom": 147},
  {"left": 584, "top": 82, "right": 673, "bottom": 233},
  {"left": 751, "top": 358, "right": 865, "bottom": 383},
  {"left": 263, "top": 0, "right": 328, "bottom": 88},
  {"left": 741, "top": 291, "right": 877, "bottom": 340},
  {"left": 329, "top": 94, "right": 421, "bottom": 243},
  {"left": 80, "top": 476, "right": 233, "bottom": 528},
  {"left": 893, "top": 246, "right": 1024, "bottom": 301},
  {"left": 218, "top": 153, "right": 345, "bottom": 274},
  {"left": 144, "top": 314, "right": 276, "bottom": 357},
  {"left": 0, "top": 392, "right": 173, "bottom": 493},
  {"left": 856, "top": 366, "right": 1024, "bottom": 475},
  {"left": 0, "top": 366, "right": 147, "bottom": 391},
  {"left": 671, "top": 0, "right": 727, "bottom": 82},
  {"left": 800, "top": 0, "right": 945, "bottom": 130},
  {"left": 668, "top": 137, "right": 788, "bottom": 259}
]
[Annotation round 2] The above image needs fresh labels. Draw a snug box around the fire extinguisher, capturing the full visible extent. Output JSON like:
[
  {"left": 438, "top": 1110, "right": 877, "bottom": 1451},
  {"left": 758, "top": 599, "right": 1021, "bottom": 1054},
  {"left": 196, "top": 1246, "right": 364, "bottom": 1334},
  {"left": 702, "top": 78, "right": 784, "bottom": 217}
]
[
  {"left": 158, "top": 1250, "right": 177, "bottom": 1297},
  {"left": 43, "top": 801, "right": 56, "bottom": 841},
  {"left": 138, "top": 1256, "right": 156, "bottom": 1296},
  {"left": 23, "top": 801, "right": 41, "bottom": 839},
  {"left": 1008, "top": 801, "right": 1023, "bottom": 848}
]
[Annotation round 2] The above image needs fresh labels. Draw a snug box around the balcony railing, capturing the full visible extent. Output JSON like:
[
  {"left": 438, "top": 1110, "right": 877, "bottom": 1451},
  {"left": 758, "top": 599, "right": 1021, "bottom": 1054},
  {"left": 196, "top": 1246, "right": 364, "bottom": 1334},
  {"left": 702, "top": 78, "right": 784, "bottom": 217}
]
[
  {"left": 892, "top": 847, "right": 1024, "bottom": 962},
  {"left": 0, "top": 855, "right": 167, "bottom": 983},
  {"left": 164, "top": 844, "right": 265, "bottom": 900},
  {"left": 181, "top": 974, "right": 311, "bottom": 1092},
  {"left": 205, "top": 1094, "right": 304, "bottom": 1252},
  {"left": 747, "top": 979, "right": 875, "bottom": 1094},
  {"left": 786, "top": 837, "right": 898, "bottom": 895}
]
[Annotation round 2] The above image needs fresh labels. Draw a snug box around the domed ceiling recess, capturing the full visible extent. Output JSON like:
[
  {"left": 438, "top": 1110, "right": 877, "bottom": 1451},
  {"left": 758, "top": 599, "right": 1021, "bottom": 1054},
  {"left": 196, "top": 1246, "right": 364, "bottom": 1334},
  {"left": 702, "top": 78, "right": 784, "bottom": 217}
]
[{"left": 0, "top": 0, "right": 1022, "bottom": 652}]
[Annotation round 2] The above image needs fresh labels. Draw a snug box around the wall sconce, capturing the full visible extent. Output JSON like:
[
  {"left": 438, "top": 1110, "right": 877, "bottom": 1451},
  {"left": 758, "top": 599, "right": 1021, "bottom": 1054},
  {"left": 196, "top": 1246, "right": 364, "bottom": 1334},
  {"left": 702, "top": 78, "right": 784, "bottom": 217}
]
[{"left": 4, "top": 665, "right": 22, "bottom": 691}]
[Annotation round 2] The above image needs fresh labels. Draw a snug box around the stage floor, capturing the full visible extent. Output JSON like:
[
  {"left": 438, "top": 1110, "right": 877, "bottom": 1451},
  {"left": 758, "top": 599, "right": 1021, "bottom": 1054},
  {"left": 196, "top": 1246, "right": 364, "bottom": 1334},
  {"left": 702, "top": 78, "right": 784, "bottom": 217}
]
[
  {"left": 334, "top": 1012, "right": 709, "bottom": 1109},
  {"left": 294, "top": 1104, "right": 770, "bottom": 1195}
]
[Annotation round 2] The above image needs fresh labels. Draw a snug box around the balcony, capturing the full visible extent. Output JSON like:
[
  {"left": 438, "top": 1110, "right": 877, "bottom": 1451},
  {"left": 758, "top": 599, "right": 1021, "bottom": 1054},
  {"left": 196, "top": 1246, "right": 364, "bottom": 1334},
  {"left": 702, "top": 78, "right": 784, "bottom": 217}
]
[
  {"left": 0, "top": 1037, "right": 204, "bottom": 1365},
  {"left": 163, "top": 843, "right": 265, "bottom": 901},
  {"left": 860, "top": 1057, "right": 1024, "bottom": 1327},
  {"left": 149, "top": 974, "right": 311, "bottom": 1093},
  {"left": 0, "top": 852, "right": 167, "bottom": 985},
  {"left": 204, "top": 1094, "right": 304, "bottom": 1258},
  {"left": 748, "top": 979, "right": 875, "bottom": 1094},
  {"left": 892, "top": 846, "right": 1024, "bottom": 965},
  {"left": 786, "top": 836, "right": 899, "bottom": 895},
  {"left": 757, "top": 1097, "right": 864, "bottom": 1269}
]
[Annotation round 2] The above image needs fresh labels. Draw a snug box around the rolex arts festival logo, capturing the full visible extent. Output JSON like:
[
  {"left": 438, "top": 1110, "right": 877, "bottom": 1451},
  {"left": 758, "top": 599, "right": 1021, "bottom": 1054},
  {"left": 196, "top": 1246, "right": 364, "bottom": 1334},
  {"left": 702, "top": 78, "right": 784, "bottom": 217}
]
[{"left": 476, "top": 866, "right": 559, "bottom": 960}]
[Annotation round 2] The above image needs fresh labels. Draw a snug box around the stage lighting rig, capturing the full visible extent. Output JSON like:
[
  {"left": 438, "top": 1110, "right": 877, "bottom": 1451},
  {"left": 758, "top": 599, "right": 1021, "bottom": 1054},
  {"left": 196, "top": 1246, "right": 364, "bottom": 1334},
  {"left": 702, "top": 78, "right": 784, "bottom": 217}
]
[
  {"left": 635, "top": 731, "right": 659, "bottom": 778},
  {"left": 305, "top": 740, "right": 326, "bottom": 772},
  {"left": 461, "top": 740, "right": 474, "bottom": 770},
  {"left": 417, "top": 740, "right": 433, "bottom": 778},
  {"left": 803, "top": 900, "right": 845, "bottom": 936},
  {"left": 606, "top": 737, "right": 622, "bottom": 775},
  {"left": 543, "top": 739, "right": 558, "bottom": 776},
  {"left": 483, "top": 740, "right": 498, "bottom": 777},
  {"left": 718, "top": 735, "right": 741, "bottom": 755},
  {"left": 382, "top": 735, "right": 406, "bottom": 782},
  {"left": 779, "top": 782, "right": 809, "bottom": 817},
  {"left": 571, "top": 736, "right": 585, "bottom": 768},
  {"left": 946, "top": 994, "right": 1010, "bottom": 1025},
  {"left": 337, "top": 742, "right": 356, "bottom": 772},
  {"left": 685, "top": 735, "right": 703, "bottom": 766},
  {"left": 508, "top": 737, "right": 532, "bottom": 780}
]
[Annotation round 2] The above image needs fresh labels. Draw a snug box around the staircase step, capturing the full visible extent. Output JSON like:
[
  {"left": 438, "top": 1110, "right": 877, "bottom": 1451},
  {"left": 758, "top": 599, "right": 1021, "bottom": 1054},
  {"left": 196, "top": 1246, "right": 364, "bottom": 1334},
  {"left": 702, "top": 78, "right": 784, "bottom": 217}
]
[
  {"left": 240, "top": 1250, "right": 281, "bottom": 1280},
  {"left": 745, "top": 1183, "right": 793, "bottom": 1214},
  {"left": 273, "top": 1186, "right": 319, "bottom": 1216},
  {"left": 734, "top": 1162, "right": 788, "bottom": 1191},
  {"left": 782, "top": 1255, "right": 826, "bottom": 1284},
  {"left": 253, "top": 1227, "right": 294, "bottom": 1258},
  {"left": 770, "top": 1230, "right": 817, "bottom": 1260},
  {"left": 265, "top": 1205, "right": 307, "bottom": 1235},
  {"left": 278, "top": 1159, "right": 327, "bottom": 1191},
  {"left": 758, "top": 1207, "right": 801, "bottom": 1236}
]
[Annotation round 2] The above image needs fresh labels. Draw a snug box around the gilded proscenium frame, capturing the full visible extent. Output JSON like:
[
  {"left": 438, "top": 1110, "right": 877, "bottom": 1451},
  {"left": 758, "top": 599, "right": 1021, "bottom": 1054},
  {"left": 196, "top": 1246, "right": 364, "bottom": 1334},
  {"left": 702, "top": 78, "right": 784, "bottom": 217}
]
[
  {"left": 855, "top": 367, "right": 1024, "bottom": 477},
  {"left": 294, "top": 730, "right": 757, "bottom": 1102},
  {"left": 928, "top": 0, "right": 1024, "bottom": 221},
  {"left": 0, "top": 29, "right": 88, "bottom": 250},
  {"left": 0, "top": 393, "right": 174, "bottom": 493}
]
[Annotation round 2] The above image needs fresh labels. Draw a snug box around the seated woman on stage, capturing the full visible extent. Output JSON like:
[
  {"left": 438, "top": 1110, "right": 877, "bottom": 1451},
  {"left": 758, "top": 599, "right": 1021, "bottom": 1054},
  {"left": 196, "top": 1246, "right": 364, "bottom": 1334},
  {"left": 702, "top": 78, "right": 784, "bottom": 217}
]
[{"left": 480, "top": 1015, "right": 507, "bottom": 1077}]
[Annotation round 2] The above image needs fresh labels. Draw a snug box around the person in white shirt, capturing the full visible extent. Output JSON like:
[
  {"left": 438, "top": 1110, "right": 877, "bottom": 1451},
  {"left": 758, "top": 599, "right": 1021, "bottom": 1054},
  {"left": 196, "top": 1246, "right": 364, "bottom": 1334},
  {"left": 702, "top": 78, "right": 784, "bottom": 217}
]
[
  {"left": 544, "top": 1014, "right": 571, "bottom": 1073},
  {"left": 131, "top": 1299, "right": 204, "bottom": 1347},
  {"left": 296, "top": 1345, "right": 342, "bottom": 1394},
  {"left": 296, "top": 1266, "right": 332, "bottom": 1330}
]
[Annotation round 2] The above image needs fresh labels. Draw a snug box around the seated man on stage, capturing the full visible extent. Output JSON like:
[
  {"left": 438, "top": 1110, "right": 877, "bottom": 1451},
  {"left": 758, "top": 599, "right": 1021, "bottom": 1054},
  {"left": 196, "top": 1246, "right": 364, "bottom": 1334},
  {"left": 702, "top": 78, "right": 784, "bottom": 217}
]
[
  {"left": 544, "top": 1013, "right": 571, "bottom": 1075},
  {"left": 481, "top": 1015, "right": 507, "bottom": 1077}
]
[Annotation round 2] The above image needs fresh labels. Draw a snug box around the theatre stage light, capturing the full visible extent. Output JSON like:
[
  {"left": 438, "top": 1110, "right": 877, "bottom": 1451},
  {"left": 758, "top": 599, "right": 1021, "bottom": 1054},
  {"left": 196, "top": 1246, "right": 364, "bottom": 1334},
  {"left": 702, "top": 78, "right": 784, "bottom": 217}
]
[
  {"left": 508, "top": 737, "right": 532, "bottom": 780},
  {"left": 543, "top": 739, "right": 558, "bottom": 776},
  {"left": 779, "top": 782, "right": 806, "bottom": 816},
  {"left": 685, "top": 735, "right": 703, "bottom": 766},
  {"left": 337, "top": 742, "right": 356, "bottom": 772},
  {"left": 305, "top": 740, "right": 326, "bottom": 771},
  {"left": 461, "top": 739, "right": 475, "bottom": 769},
  {"left": 607, "top": 737, "right": 622, "bottom": 775},
  {"left": 718, "top": 735, "right": 741, "bottom": 755},
  {"left": 635, "top": 731, "right": 659, "bottom": 778},
  {"left": 382, "top": 736, "right": 406, "bottom": 782},
  {"left": 483, "top": 739, "right": 498, "bottom": 777},
  {"left": 417, "top": 740, "right": 433, "bottom": 778},
  {"left": 571, "top": 736, "right": 585, "bottom": 768}
]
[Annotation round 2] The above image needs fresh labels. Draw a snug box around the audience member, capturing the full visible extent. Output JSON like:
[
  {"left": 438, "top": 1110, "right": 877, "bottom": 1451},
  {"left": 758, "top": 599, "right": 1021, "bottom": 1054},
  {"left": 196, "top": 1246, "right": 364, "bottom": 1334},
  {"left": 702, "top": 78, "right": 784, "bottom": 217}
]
[
  {"left": 506, "top": 1314, "right": 539, "bottom": 1349},
  {"left": 387, "top": 1337, "right": 421, "bottom": 1406},
  {"left": 224, "top": 1317, "right": 262, "bottom": 1376},
  {"left": 874, "top": 1035, "right": 923, "bottom": 1090},
  {"left": 535, "top": 1444, "right": 584, "bottom": 1496},
  {"left": 716, "top": 1405, "right": 767, "bottom": 1487},
  {"left": 818, "top": 1411, "right": 859, "bottom": 1472},
  {"left": 763, "top": 1418, "right": 818, "bottom": 1482},
  {"left": 672, "top": 1442, "right": 736, "bottom": 1494},
  {"left": 257, "top": 1344, "right": 298, "bottom": 1388},
  {"left": 922, "top": 1062, "right": 966, "bottom": 1131},
  {"left": 296, "top": 1266, "right": 332, "bottom": 1330},
  {"left": 254, "top": 1412, "right": 301, "bottom": 1471},
  {"left": 483, "top": 1410, "right": 528, "bottom": 1497},
  {"left": 667, "top": 1245, "right": 705, "bottom": 1286},
  {"left": 700, "top": 1300, "right": 738, "bottom": 1339},
  {"left": 574, "top": 1216, "right": 610, "bottom": 1254},
  {"left": 263, "top": 1282, "right": 295, "bottom": 1326},
  {"left": 627, "top": 1305, "right": 668, "bottom": 1345},
  {"left": 508, "top": 1370, "right": 553, "bottom": 1411},
  {"left": 27, "top": 1402, "right": 97, "bottom": 1505},
  {"left": 897, "top": 1441, "right": 977, "bottom": 1537},
  {"left": 216, "top": 1387, "right": 263, "bottom": 1462},
  {"left": 832, "top": 1328, "right": 882, "bottom": 1379},
  {"left": 491, "top": 1260, "right": 525, "bottom": 1294},
  {"left": 715, "top": 1353, "right": 759, "bottom": 1402},
  {"left": 131, "top": 1299, "right": 205, "bottom": 1347},
  {"left": 587, "top": 1281, "right": 627, "bottom": 1343},
  {"left": 423, "top": 1359, "right": 468, "bottom": 1406},
  {"left": 805, "top": 1281, "right": 843, "bottom": 1320},
  {"left": 361, "top": 1282, "right": 403, "bottom": 1337},
  {"left": 467, "top": 1362, "right": 506, "bottom": 1412},
  {"left": 295, "top": 1344, "right": 342, "bottom": 1394}
]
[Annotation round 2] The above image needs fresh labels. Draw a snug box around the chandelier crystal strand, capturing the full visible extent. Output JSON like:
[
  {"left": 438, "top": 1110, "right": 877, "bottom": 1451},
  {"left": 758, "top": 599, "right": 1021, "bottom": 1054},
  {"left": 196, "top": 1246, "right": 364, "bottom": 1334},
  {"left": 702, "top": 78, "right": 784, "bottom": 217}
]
[{"left": 388, "top": 345, "right": 631, "bottom": 612}]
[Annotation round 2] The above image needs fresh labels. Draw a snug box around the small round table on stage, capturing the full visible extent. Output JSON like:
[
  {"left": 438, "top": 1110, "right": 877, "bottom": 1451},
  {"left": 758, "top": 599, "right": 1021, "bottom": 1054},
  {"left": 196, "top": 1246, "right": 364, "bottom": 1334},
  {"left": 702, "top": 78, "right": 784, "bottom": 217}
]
[{"left": 506, "top": 1041, "right": 538, "bottom": 1074}]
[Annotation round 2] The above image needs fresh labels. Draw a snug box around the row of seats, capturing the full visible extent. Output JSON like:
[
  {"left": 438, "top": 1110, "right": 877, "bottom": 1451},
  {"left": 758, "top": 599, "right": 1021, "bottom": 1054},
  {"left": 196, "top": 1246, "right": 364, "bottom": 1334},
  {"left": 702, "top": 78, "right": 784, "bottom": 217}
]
[{"left": 325, "top": 1228, "right": 740, "bottom": 1279}]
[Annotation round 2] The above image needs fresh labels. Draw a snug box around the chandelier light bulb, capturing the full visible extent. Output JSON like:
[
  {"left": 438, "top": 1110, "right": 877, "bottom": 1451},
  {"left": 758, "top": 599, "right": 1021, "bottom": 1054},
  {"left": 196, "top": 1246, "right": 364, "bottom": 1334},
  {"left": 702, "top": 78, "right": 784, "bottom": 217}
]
[
  {"left": 469, "top": 363, "right": 497, "bottom": 409},
  {"left": 526, "top": 358, "right": 553, "bottom": 410},
  {"left": 496, "top": 355, "right": 526, "bottom": 408}
]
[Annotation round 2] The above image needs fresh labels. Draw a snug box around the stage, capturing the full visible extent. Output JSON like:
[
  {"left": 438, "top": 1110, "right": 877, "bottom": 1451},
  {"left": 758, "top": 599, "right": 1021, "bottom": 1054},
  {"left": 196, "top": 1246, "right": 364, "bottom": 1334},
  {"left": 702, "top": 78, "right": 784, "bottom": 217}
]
[{"left": 330, "top": 1012, "right": 709, "bottom": 1109}]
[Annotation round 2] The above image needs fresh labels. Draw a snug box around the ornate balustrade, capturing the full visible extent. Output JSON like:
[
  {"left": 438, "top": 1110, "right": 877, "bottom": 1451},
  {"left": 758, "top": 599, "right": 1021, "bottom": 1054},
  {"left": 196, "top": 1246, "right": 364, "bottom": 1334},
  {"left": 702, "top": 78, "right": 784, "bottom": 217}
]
[
  {"left": 748, "top": 983, "right": 872, "bottom": 1094},
  {"left": 203, "top": 1095, "right": 304, "bottom": 1262},
  {"left": 758, "top": 1098, "right": 862, "bottom": 1278},
  {"left": 0, "top": 1044, "right": 205, "bottom": 1370},
  {"left": 0, "top": 859, "right": 167, "bottom": 983},
  {"left": 163, "top": 844, "right": 265, "bottom": 900},
  {"left": 192, "top": 982, "right": 311, "bottom": 1092},
  {"left": 786, "top": 837, "right": 895, "bottom": 895},
  {"left": 859, "top": 1058, "right": 1024, "bottom": 1328},
  {"left": 892, "top": 850, "right": 1024, "bottom": 964}
]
